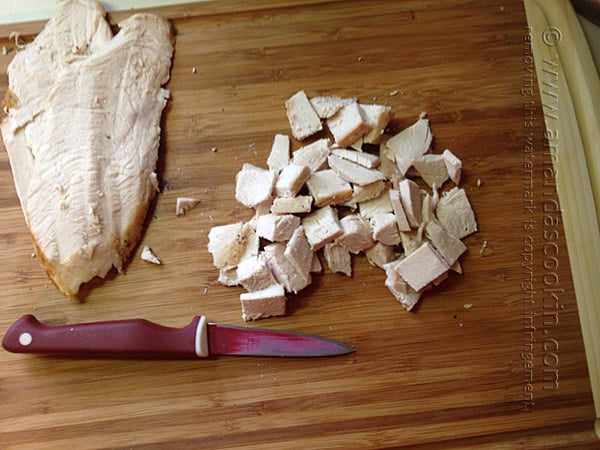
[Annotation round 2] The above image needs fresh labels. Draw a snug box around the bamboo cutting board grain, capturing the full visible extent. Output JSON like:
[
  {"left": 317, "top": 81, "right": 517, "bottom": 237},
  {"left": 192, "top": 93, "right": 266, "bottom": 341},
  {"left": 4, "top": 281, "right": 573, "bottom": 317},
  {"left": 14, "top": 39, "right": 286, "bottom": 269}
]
[{"left": 0, "top": 1, "right": 598, "bottom": 448}]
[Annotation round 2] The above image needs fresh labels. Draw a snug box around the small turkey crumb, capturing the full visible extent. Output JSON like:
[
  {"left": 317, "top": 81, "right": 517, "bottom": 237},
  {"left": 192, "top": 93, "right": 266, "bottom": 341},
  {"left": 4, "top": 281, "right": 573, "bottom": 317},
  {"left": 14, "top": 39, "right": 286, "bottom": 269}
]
[
  {"left": 8, "top": 31, "right": 25, "bottom": 49},
  {"left": 141, "top": 246, "right": 161, "bottom": 265},
  {"left": 479, "top": 240, "right": 489, "bottom": 256},
  {"left": 176, "top": 197, "right": 200, "bottom": 216}
]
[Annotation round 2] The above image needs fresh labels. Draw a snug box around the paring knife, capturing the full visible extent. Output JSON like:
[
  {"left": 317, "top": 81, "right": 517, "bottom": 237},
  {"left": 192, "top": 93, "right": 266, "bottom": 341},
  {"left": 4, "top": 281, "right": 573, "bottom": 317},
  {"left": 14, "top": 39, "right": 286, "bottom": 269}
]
[{"left": 2, "top": 314, "right": 354, "bottom": 358}]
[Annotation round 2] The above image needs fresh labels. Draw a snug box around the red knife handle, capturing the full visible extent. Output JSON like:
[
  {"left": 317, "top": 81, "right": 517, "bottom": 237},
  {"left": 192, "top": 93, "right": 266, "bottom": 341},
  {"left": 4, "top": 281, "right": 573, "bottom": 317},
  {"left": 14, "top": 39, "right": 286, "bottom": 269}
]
[{"left": 2, "top": 315, "right": 209, "bottom": 359}]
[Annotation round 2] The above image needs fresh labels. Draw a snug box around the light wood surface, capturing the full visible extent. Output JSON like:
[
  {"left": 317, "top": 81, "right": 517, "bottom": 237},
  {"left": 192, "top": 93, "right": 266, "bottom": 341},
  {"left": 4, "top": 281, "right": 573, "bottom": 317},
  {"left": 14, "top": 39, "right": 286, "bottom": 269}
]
[
  {"left": 0, "top": 1, "right": 598, "bottom": 448},
  {"left": 524, "top": 0, "right": 600, "bottom": 435}
]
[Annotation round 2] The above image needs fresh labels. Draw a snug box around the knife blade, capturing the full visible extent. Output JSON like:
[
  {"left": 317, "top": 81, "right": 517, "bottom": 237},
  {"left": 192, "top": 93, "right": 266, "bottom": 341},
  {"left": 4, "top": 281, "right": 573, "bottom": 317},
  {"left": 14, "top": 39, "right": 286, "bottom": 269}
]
[{"left": 2, "top": 314, "right": 355, "bottom": 358}]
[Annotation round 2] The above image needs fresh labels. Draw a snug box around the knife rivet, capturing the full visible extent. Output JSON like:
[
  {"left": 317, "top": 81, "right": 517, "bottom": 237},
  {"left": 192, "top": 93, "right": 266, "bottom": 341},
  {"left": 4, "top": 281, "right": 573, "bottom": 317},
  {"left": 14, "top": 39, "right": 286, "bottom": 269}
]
[{"left": 19, "top": 332, "right": 33, "bottom": 346}]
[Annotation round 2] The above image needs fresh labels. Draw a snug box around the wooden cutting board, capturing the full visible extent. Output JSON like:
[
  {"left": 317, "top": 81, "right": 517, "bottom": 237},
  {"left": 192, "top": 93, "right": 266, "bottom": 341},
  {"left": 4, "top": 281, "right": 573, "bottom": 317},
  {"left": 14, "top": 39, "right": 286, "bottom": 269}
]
[{"left": 1, "top": 0, "right": 598, "bottom": 448}]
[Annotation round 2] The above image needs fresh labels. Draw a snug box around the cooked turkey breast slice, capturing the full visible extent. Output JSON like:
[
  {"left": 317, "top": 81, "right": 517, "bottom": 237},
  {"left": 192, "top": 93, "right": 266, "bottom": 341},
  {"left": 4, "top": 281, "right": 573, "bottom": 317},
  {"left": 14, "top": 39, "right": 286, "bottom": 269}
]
[
  {"left": 3, "top": 0, "right": 112, "bottom": 135},
  {"left": 1, "top": 4, "right": 173, "bottom": 296}
]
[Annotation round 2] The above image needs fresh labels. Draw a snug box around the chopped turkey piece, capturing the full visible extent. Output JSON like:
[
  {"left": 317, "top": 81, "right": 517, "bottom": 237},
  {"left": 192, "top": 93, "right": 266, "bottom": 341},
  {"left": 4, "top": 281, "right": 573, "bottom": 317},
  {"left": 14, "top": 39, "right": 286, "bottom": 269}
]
[
  {"left": 394, "top": 242, "right": 448, "bottom": 292},
  {"left": 336, "top": 214, "right": 374, "bottom": 254},
  {"left": 412, "top": 154, "right": 449, "bottom": 188},
  {"left": 436, "top": 187, "right": 478, "bottom": 239},
  {"left": 384, "top": 260, "right": 421, "bottom": 311},
  {"left": 384, "top": 113, "right": 432, "bottom": 175},
  {"left": 240, "top": 283, "right": 286, "bottom": 321},
  {"left": 310, "top": 253, "right": 323, "bottom": 273},
  {"left": 450, "top": 260, "right": 463, "bottom": 274},
  {"left": 271, "top": 195, "right": 313, "bottom": 214},
  {"left": 236, "top": 253, "right": 278, "bottom": 292},
  {"left": 389, "top": 189, "right": 411, "bottom": 232},
  {"left": 383, "top": 259, "right": 408, "bottom": 295},
  {"left": 383, "top": 258, "right": 423, "bottom": 310},
  {"left": 310, "top": 95, "right": 356, "bottom": 119},
  {"left": 327, "top": 102, "right": 372, "bottom": 147},
  {"left": 263, "top": 243, "right": 311, "bottom": 293},
  {"left": 141, "top": 246, "right": 161, "bottom": 265},
  {"left": 358, "top": 186, "right": 393, "bottom": 219},
  {"left": 359, "top": 104, "right": 395, "bottom": 145},
  {"left": 266, "top": 133, "right": 290, "bottom": 171},
  {"left": 218, "top": 265, "right": 239, "bottom": 286},
  {"left": 424, "top": 220, "right": 467, "bottom": 266},
  {"left": 176, "top": 197, "right": 200, "bottom": 216},
  {"left": 442, "top": 149, "right": 462, "bottom": 184},
  {"left": 398, "top": 179, "right": 422, "bottom": 228},
  {"left": 291, "top": 138, "right": 331, "bottom": 173},
  {"left": 207, "top": 221, "right": 258, "bottom": 268},
  {"left": 302, "top": 205, "right": 343, "bottom": 250},
  {"left": 306, "top": 169, "right": 353, "bottom": 207},
  {"left": 254, "top": 199, "right": 273, "bottom": 217},
  {"left": 285, "top": 90, "right": 322, "bottom": 140},
  {"left": 400, "top": 227, "right": 424, "bottom": 255},
  {"left": 256, "top": 213, "right": 301, "bottom": 242},
  {"left": 379, "top": 140, "right": 403, "bottom": 183},
  {"left": 365, "top": 242, "right": 396, "bottom": 269},
  {"left": 432, "top": 271, "right": 449, "bottom": 287},
  {"left": 275, "top": 164, "right": 311, "bottom": 197},
  {"left": 422, "top": 187, "right": 440, "bottom": 224},
  {"left": 370, "top": 212, "right": 401, "bottom": 246},
  {"left": 235, "top": 163, "right": 276, "bottom": 208},
  {"left": 345, "top": 180, "right": 387, "bottom": 210},
  {"left": 328, "top": 154, "right": 385, "bottom": 186},
  {"left": 323, "top": 242, "right": 352, "bottom": 276},
  {"left": 206, "top": 91, "right": 478, "bottom": 317},
  {"left": 284, "top": 226, "right": 314, "bottom": 279},
  {"left": 394, "top": 289, "right": 422, "bottom": 311},
  {"left": 0, "top": 1, "right": 173, "bottom": 296},
  {"left": 331, "top": 148, "right": 380, "bottom": 169}
]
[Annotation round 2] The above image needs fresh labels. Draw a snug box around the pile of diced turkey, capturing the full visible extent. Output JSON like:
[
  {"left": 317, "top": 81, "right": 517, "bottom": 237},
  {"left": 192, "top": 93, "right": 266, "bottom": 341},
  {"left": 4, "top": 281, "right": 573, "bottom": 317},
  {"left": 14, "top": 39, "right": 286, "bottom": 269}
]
[{"left": 208, "top": 90, "right": 477, "bottom": 321}]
